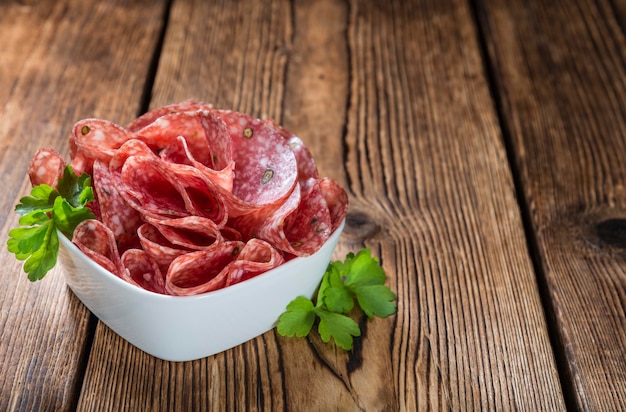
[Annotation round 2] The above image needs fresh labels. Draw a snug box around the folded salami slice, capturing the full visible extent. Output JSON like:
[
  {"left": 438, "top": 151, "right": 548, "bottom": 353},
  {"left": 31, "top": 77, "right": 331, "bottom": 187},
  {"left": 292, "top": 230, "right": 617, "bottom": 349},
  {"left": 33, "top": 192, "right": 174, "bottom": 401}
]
[
  {"left": 286, "top": 136, "right": 319, "bottom": 191},
  {"left": 28, "top": 148, "right": 66, "bottom": 187},
  {"left": 126, "top": 99, "right": 212, "bottom": 132},
  {"left": 119, "top": 156, "right": 227, "bottom": 225},
  {"left": 119, "top": 156, "right": 190, "bottom": 219},
  {"left": 199, "top": 110, "right": 234, "bottom": 174},
  {"left": 143, "top": 216, "right": 222, "bottom": 250},
  {"left": 68, "top": 136, "right": 91, "bottom": 175},
  {"left": 109, "top": 139, "right": 157, "bottom": 172},
  {"left": 160, "top": 134, "right": 234, "bottom": 192},
  {"left": 72, "top": 219, "right": 125, "bottom": 277},
  {"left": 137, "top": 223, "right": 190, "bottom": 272},
  {"left": 135, "top": 111, "right": 213, "bottom": 166},
  {"left": 162, "top": 162, "right": 229, "bottom": 226},
  {"left": 256, "top": 179, "right": 332, "bottom": 256},
  {"left": 319, "top": 177, "right": 349, "bottom": 232},
  {"left": 70, "top": 119, "right": 135, "bottom": 173},
  {"left": 127, "top": 109, "right": 235, "bottom": 193},
  {"left": 120, "top": 249, "right": 166, "bottom": 294},
  {"left": 92, "top": 160, "right": 142, "bottom": 251},
  {"left": 165, "top": 241, "right": 245, "bottom": 296},
  {"left": 225, "top": 238, "right": 285, "bottom": 286}
]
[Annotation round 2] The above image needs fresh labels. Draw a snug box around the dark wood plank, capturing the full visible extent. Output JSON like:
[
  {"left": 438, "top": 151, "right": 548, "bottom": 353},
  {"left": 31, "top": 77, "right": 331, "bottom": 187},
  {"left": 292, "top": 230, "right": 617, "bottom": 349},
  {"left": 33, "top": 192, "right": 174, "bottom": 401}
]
[
  {"left": 0, "top": 0, "right": 167, "bottom": 410},
  {"left": 476, "top": 0, "right": 626, "bottom": 409},
  {"left": 77, "top": 0, "right": 566, "bottom": 410}
]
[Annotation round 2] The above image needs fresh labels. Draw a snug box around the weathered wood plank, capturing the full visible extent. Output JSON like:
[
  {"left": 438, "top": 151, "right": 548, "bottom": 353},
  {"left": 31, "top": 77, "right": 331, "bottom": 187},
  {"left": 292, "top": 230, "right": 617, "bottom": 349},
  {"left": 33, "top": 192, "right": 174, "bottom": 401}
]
[
  {"left": 476, "top": 0, "right": 626, "bottom": 409},
  {"left": 336, "top": 1, "right": 564, "bottom": 409},
  {"left": 0, "top": 0, "right": 167, "bottom": 410},
  {"left": 77, "top": 0, "right": 566, "bottom": 410}
]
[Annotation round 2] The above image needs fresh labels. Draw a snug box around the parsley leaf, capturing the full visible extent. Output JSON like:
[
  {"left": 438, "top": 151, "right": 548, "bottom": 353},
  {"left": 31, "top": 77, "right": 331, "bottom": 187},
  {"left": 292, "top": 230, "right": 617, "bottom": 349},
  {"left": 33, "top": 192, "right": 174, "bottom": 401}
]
[
  {"left": 276, "top": 296, "right": 316, "bottom": 338},
  {"left": 322, "top": 265, "right": 354, "bottom": 313},
  {"left": 344, "top": 249, "right": 397, "bottom": 318},
  {"left": 277, "top": 248, "right": 397, "bottom": 350},
  {"left": 7, "top": 165, "right": 95, "bottom": 281},
  {"left": 14, "top": 184, "right": 57, "bottom": 215},
  {"left": 316, "top": 309, "right": 360, "bottom": 350}
]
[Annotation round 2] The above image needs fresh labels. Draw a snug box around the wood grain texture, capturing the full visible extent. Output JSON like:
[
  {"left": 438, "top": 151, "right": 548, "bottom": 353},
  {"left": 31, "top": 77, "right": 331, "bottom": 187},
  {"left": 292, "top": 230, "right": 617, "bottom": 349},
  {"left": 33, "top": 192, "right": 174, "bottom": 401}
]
[
  {"left": 150, "top": 0, "right": 292, "bottom": 120},
  {"left": 0, "top": 0, "right": 167, "bottom": 410},
  {"left": 476, "top": 0, "right": 626, "bottom": 409},
  {"left": 75, "top": 0, "right": 566, "bottom": 410},
  {"left": 340, "top": 1, "right": 565, "bottom": 409}
]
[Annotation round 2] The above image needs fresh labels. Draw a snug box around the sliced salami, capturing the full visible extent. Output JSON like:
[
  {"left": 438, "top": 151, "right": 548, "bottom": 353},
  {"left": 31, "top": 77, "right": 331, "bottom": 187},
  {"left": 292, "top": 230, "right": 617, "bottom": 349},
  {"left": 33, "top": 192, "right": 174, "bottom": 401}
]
[
  {"left": 162, "top": 161, "right": 228, "bottom": 226},
  {"left": 72, "top": 219, "right": 125, "bottom": 277},
  {"left": 256, "top": 179, "right": 332, "bottom": 256},
  {"left": 217, "top": 110, "right": 298, "bottom": 208},
  {"left": 137, "top": 223, "right": 190, "bottom": 272},
  {"left": 121, "top": 249, "right": 166, "bottom": 294},
  {"left": 28, "top": 148, "right": 66, "bottom": 187},
  {"left": 319, "top": 177, "right": 349, "bottom": 231},
  {"left": 286, "top": 135, "right": 319, "bottom": 191},
  {"left": 199, "top": 110, "right": 233, "bottom": 173},
  {"left": 71, "top": 119, "right": 135, "bottom": 172},
  {"left": 135, "top": 111, "right": 212, "bottom": 165},
  {"left": 126, "top": 100, "right": 212, "bottom": 132},
  {"left": 263, "top": 119, "right": 319, "bottom": 189},
  {"left": 165, "top": 241, "right": 244, "bottom": 296},
  {"left": 109, "top": 139, "right": 157, "bottom": 172},
  {"left": 225, "top": 238, "right": 285, "bottom": 286},
  {"left": 160, "top": 134, "right": 234, "bottom": 192},
  {"left": 31, "top": 101, "right": 349, "bottom": 296},
  {"left": 119, "top": 156, "right": 190, "bottom": 219},
  {"left": 143, "top": 215, "right": 222, "bottom": 250},
  {"left": 92, "top": 160, "right": 142, "bottom": 251}
]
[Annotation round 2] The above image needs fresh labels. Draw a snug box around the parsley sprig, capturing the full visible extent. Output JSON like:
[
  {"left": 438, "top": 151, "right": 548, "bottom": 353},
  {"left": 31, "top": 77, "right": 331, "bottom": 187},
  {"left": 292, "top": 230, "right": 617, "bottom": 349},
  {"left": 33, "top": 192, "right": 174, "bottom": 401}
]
[
  {"left": 7, "top": 165, "right": 95, "bottom": 281},
  {"left": 277, "top": 248, "right": 397, "bottom": 350}
]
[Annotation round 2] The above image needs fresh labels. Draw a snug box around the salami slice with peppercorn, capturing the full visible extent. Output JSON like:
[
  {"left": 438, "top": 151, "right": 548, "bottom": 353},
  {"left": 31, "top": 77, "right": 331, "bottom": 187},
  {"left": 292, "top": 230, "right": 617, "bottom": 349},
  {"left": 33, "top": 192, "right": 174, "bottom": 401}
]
[
  {"left": 70, "top": 119, "right": 135, "bottom": 173},
  {"left": 217, "top": 110, "right": 298, "bottom": 218}
]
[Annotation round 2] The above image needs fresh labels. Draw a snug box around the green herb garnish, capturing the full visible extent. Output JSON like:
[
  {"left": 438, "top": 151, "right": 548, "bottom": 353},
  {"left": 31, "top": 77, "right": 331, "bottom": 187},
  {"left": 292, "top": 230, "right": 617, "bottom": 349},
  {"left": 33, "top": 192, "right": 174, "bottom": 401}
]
[
  {"left": 277, "top": 248, "right": 397, "bottom": 350},
  {"left": 7, "top": 165, "right": 95, "bottom": 281}
]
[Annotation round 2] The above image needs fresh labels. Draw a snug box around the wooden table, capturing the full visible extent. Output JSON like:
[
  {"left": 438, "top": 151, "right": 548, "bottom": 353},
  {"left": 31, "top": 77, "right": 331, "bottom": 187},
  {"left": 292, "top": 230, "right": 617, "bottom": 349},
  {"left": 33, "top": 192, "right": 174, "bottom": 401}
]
[{"left": 1, "top": 0, "right": 624, "bottom": 410}]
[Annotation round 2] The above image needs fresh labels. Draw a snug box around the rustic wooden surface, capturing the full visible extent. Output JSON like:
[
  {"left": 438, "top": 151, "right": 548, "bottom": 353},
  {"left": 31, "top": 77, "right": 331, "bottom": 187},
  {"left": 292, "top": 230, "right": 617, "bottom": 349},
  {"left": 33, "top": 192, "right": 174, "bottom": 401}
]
[
  {"left": 476, "top": 0, "right": 626, "bottom": 409},
  {"left": 0, "top": 0, "right": 623, "bottom": 410},
  {"left": 0, "top": 1, "right": 168, "bottom": 410}
]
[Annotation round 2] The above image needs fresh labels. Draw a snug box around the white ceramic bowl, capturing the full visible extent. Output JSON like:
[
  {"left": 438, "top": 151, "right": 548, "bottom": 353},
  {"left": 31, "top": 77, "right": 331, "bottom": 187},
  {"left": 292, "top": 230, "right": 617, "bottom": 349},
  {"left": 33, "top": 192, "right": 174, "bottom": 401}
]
[{"left": 57, "top": 220, "right": 344, "bottom": 362}]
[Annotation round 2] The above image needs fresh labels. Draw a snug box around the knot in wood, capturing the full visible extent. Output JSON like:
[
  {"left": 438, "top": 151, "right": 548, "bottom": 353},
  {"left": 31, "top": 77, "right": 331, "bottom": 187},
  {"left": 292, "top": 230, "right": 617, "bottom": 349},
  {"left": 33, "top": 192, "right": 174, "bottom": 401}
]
[
  {"left": 343, "top": 211, "right": 380, "bottom": 240},
  {"left": 595, "top": 219, "right": 626, "bottom": 250}
]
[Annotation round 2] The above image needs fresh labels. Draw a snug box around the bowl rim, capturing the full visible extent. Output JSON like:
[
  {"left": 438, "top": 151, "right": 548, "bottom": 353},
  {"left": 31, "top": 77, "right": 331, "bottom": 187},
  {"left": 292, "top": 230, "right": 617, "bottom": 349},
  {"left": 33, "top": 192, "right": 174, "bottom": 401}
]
[{"left": 58, "top": 219, "right": 345, "bottom": 301}]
